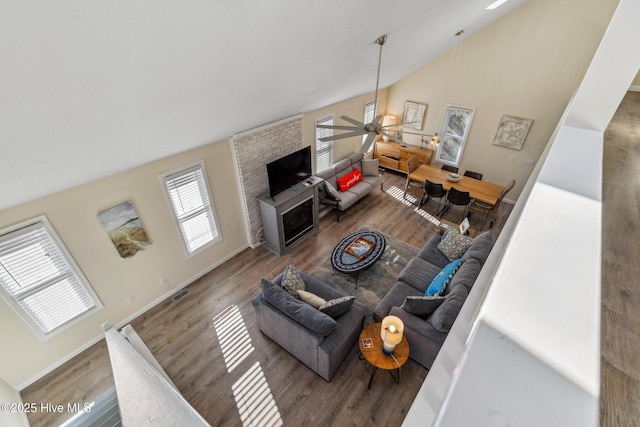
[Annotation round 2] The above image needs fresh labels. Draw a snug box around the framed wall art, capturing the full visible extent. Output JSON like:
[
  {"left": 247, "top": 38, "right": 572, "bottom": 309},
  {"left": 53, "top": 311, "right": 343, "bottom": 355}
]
[
  {"left": 98, "top": 201, "right": 151, "bottom": 258},
  {"left": 402, "top": 101, "right": 427, "bottom": 131},
  {"left": 492, "top": 115, "right": 533, "bottom": 150}
]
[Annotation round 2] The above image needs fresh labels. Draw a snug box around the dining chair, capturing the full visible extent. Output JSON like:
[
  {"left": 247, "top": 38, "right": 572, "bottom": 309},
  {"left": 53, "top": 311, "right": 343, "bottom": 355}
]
[
  {"left": 441, "top": 164, "right": 459, "bottom": 173},
  {"left": 439, "top": 187, "right": 472, "bottom": 221},
  {"left": 421, "top": 180, "right": 447, "bottom": 212},
  {"left": 402, "top": 156, "right": 422, "bottom": 205},
  {"left": 463, "top": 170, "right": 483, "bottom": 180},
  {"left": 470, "top": 179, "right": 515, "bottom": 228}
]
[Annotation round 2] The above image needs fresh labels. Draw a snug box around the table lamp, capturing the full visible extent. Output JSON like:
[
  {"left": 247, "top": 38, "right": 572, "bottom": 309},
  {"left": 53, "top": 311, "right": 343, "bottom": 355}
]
[{"left": 381, "top": 315, "right": 404, "bottom": 355}]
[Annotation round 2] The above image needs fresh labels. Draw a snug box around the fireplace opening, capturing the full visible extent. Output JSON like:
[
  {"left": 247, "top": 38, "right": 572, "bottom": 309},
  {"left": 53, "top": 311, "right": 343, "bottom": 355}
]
[{"left": 282, "top": 197, "right": 314, "bottom": 248}]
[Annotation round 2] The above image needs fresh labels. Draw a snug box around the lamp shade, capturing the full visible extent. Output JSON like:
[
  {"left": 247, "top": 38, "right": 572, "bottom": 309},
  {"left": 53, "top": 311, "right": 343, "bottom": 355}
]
[{"left": 380, "top": 315, "right": 404, "bottom": 355}]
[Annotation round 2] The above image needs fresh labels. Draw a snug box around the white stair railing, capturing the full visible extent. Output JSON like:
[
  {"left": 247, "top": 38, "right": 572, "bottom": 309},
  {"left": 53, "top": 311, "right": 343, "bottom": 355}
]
[{"left": 102, "top": 322, "right": 210, "bottom": 427}]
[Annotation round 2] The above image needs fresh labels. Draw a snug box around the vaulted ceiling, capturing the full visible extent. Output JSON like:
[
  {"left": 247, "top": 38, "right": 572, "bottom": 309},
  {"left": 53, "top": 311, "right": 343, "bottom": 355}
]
[{"left": 0, "top": 0, "right": 527, "bottom": 210}]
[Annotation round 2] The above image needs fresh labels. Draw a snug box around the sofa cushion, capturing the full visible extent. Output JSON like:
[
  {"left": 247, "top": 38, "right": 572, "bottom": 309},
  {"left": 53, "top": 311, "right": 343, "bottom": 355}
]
[
  {"left": 373, "top": 281, "right": 423, "bottom": 322},
  {"left": 425, "top": 259, "right": 463, "bottom": 296},
  {"left": 261, "top": 279, "right": 337, "bottom": 336},
  {"left": 282, "top": 264, "right": 306, "bottom": 297},
  {"left": 437, "top": 229, "right": 474, "bottom": 261},
  {"left": 337, "top": 190, "right": 360, "bottom": 211},
  {"left": 401, "top": 295, "right": 446, "bottom": 317},
  {"left": 462, "top": 231, "right": 493, "bottom": 265},
  {"left": 334, "top": 158, "right": 353, "bottom": 176},
  {"left": 297, "top": 289, "right": 326, "bottom": 309},
  {"left": 429, "top": 284, "right": 468, "bottom": 332},
  {"left": 448, "top": 257, "right": 481, "bottom": 292},
  {"left": 337, "top": 168, "right": 363, "bottom": 192},
  {"left": 319, "top": 296, "right": 356, "bottom": 319},
  {"left": 345, "top": 181, "right": 372, "bottom": 199},
  {"left": 417, "top": 235, "right": 451, "bottom": 269},
  {"left": 397, "top": 257, "right": 443, "bottom": 293},
  {"left": 362, "top": 158, "right": 379, "bottom": 176}
]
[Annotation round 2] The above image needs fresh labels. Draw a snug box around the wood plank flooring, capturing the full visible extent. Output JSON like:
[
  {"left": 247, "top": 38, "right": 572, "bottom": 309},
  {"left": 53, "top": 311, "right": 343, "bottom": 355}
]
[
  {"left": 601, "top": 90, "right": 640, "bottom": 427},
  {"left": 21, "top": 171, "right": 513, "bottom": 427}
]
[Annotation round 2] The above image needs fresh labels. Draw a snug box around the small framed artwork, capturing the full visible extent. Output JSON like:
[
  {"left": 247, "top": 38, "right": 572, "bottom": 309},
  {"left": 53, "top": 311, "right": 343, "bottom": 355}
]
[
  {"left": 459, "top": 217, "right": 470, "bottom": 235},
  {"left": 402, "top": 101, "right": 428, "bottom": 131},
  {"left": 362, "top": 338, "right": 374, "bottom": 349},
  {"left": 98, "top": 201, "right": 151, "bottom": 259},
  {"left": 492, "top": 115, "right": 533, "bottom": 150}
]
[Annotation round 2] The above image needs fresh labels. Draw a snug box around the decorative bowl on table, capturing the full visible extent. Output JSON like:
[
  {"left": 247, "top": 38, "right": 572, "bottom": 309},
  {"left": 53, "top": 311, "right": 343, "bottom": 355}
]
[{"left": 447, "top": 173, "right": 461, "bottom": 182}]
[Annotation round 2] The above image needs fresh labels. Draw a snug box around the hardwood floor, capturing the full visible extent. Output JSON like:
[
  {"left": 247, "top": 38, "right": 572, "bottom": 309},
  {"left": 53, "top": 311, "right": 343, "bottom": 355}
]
[
  {"left": 21, "top": 171, "right": 513, "bottom": 427},
  {"left": 601, "top": 91, "right": 640, "bottom": 427}
]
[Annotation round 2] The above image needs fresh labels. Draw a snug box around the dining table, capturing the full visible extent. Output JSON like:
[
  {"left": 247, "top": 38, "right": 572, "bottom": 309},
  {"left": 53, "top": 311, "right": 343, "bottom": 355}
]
[{"left": 407, "top": 164, "right": 505, "bottom": 206}]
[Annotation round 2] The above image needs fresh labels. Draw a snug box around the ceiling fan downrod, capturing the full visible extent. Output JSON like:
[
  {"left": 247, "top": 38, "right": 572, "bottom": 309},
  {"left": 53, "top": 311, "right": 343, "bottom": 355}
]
[{"left": 373, "top": 35, "right": 387, "bottom": 118}]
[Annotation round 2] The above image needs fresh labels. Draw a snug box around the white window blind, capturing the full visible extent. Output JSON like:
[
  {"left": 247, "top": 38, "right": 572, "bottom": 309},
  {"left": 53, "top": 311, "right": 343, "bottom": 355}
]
[
  {"left": 161, "top": 162, "right": 220, "bottom": 256},
  {"left": 315, "top": 116, "right": 334, "bottom": 172},
  {"left": 0, "top": 217, "right": 101, "bottom": 339},
  {"left": 363, "top": 100, "right": 376, "bottom": 148}
]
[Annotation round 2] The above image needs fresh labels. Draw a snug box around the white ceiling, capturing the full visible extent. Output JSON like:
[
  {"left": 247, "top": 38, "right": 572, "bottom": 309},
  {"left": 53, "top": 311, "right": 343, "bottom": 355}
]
[{"left": 0, "top": 0, "right": 527, "bottom": 211}]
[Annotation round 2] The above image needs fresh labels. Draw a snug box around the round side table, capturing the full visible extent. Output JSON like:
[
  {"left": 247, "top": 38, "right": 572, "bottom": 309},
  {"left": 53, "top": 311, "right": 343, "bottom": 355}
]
[{"left": 358, "top": 322, "right": 409, "bottom": 389}]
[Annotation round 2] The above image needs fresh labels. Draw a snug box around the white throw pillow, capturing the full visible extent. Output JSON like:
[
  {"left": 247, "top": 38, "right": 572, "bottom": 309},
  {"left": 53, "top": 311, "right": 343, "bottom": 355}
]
[{"left": 297, "top": 290, "right": 326, "bottom": 309}]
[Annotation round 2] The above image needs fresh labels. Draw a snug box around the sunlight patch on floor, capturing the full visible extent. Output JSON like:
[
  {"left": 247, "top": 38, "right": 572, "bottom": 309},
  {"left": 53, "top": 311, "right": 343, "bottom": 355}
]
[
  {"left": 232, "top": 361, "right": 283, "bottom": 427},
  {"left": 385, "top": 185, "right": 440, "bottom": 226},
  {"left": 214, "top": 305, "right": 255, "bottom": 373}
]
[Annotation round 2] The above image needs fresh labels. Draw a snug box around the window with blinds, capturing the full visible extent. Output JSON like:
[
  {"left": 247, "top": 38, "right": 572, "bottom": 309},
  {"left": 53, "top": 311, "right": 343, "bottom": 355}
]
[
  {"left": 0, "top": 216, "right": 102, "bottom": 339},
  {"left": 363, "top": 100, "right": 376, "bottom": 148},
  {"left": 160, "top": 161, "right": 220, "bottom": 257},
  {"left": 315, "top": 116, "right": 334, "bottom": 172}
]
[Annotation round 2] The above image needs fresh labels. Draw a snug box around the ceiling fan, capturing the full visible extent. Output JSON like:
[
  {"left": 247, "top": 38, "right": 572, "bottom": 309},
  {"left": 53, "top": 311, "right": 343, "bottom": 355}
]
[{"left": 316, "top": 34, "right": 413, "bottom": 153}]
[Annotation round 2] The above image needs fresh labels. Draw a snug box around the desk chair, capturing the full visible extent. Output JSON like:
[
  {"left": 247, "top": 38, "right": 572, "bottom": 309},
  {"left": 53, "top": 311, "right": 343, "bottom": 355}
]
[
  {"left": 439, "top": 187, "right": 472, "bottom": 221},
  {"left": 421, "top": 180, "right": 447, "bottom": 213},
  {"left": 470, "top": 179, "right": 515, "bottom": 228},
  {"left": 441, "top": 164, "right": 459, "bottom": 173},
  {"left": 463, "top": 170, "right": 483, "bottom": 180},
  {"left": 402, "top": 156, "right": 422, "bottom": 205}
]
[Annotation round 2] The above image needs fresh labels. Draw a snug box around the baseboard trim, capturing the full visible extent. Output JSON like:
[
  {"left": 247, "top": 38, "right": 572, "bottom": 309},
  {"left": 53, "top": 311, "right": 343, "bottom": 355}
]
[{"left": 17, "top": 244, "right": 250, "bottom": 391}]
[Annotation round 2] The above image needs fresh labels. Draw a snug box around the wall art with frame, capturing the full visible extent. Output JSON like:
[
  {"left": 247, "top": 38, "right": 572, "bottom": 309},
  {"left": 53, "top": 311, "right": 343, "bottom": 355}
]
[{"left": 492, "top": 115, "right": 533, "bottom": 150}]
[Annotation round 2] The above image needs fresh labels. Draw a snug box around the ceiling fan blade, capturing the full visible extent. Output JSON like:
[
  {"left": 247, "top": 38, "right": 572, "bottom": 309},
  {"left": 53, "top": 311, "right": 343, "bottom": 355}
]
[
  {"left": 318, "top": 130, "right": 366, "bottom": 142},
  {"left": 359, "top": 132, "right": 377, "bottom": 153},
  {"left": 340, "top": 115, "right": 366, "bottom": 127},
  {"left": 373, "top": 115, "right": 382, "bottom": 124},
  {"left": 316, "top": 124, "right": 360, "bottom": 131},
  {"left": 380, "top": 130, "right": 398, "bottom": 140}
]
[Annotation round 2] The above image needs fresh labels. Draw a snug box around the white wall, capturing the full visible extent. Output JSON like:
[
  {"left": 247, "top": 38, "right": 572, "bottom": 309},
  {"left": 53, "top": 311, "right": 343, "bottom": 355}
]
[
  {"left": 0, "top": 377, "right": 29, "bottom": 427},
  {"left": 404, "top": 0, "right": 640, "bottom": 425}
]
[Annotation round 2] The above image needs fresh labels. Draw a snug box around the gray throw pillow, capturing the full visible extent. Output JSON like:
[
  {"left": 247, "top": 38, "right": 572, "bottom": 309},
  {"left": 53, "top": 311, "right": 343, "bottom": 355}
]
[
  {"left": 281, "top": 264, "right": 306, "bottom": 298},
  {"left": 429, "top": 284, "right": 468, "bottom": 332},
  {"left": 437, "top": 229, "right": 474, "bottom": 261},
  {"left": 261, "top": 279, "right": 337, "bottom": 336},
  {"left": 401, "top": 295, "right": 446, "bottom": 317},
  {"left": 324, "top": 181, "right": 342, "bottom": 201},
  {"left": 319, "top": 296, "right": 356, "bottom": 319},
  {"left": 361, "top": 158, "right": 379, "bottom": 176}
]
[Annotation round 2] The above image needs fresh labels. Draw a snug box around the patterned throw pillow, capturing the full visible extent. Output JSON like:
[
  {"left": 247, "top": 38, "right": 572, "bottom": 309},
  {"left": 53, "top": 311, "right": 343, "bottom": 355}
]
[
  {"left": 336, "top": 168, "right": 363, "bottom": 192},
  {"left": 401, "top": 295, "right": 446, "bottom": 317},
  {"left": 319, "top": 296, "right": 356, "bottom": 319},
  {"left": 437, "top": 229, "right": 474, "bottom": 261},
  {"left": 281, "top": 264, "right": 306, "bottom": 298},
  {"left": 425, "top": 259, "right": 463, "bottom": 296}
]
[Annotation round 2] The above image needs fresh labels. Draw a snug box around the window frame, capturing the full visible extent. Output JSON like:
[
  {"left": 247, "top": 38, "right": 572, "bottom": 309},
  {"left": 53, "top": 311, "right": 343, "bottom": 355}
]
[
  {"left": 159, "top": 160, "right": 222, "bottom": 258},
  {"left": 435, "top": 104, "right": 476, "bottom": 167},
  {"left": 315, "top": 115, "right": 334, "bottom": 172},
  {"left": 362, "top": 100, "right": 377, "bottom": 150},
  {"left": 0, "top": 215, "right": 103, "bottom": 340}
]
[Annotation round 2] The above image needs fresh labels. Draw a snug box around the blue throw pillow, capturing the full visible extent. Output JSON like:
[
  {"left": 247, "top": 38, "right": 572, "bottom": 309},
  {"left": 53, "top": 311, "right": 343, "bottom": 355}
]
[{"left": 425, "top": 259, "right": 464, "bottom": 296}]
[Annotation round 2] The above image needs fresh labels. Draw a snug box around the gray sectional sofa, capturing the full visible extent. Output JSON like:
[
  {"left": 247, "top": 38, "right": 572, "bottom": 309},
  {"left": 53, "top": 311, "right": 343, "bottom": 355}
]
[
  {"left": 373, "top": 230, "right": 493, "bottom": 369},
  {"left": 316, "top": 152, "right": 384, "bottom": 221},
  {"left": 252, "top": 269, "right": 366, "bottom": 381}
]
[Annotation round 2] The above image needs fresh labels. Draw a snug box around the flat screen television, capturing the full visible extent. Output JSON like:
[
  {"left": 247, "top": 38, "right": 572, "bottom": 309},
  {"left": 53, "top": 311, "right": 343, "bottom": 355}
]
[{"left": 266, "top": 146, "right": 312, "bottom": 197}]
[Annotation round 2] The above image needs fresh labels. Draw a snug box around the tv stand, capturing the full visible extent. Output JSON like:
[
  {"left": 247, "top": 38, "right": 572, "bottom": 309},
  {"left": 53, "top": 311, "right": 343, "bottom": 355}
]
[{"left": 257, "top": 176, "right": 323, "bottom": 256}]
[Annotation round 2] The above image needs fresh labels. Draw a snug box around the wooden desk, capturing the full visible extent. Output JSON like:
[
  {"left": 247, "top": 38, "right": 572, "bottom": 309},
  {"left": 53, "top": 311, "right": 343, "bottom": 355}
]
[{"left": 408, "top": 164, "right": 505, "bottom": 206}]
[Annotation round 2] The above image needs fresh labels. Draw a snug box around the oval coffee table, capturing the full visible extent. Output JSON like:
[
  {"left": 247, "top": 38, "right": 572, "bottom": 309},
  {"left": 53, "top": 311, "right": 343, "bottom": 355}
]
[
  {"left": 331, "top": 229, "right": 386, "bottom": 287},
  {"left": 359, "top": 322, "right": 409, "bottom": 389}
]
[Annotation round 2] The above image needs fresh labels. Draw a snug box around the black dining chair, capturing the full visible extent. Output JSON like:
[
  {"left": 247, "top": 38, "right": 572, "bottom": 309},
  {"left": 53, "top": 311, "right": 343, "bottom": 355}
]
[
  {"left": 439, "top": 187, "right": 472, "bottom": 221},
  {"left": 463, "top": 170, "right": 483, "bottom": 180},
  {"left": 441, "top": 164, "right": 459, "bottom": 173},
  {"left": 421, "top": 180, "right": 447, "bottom": 213}
]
